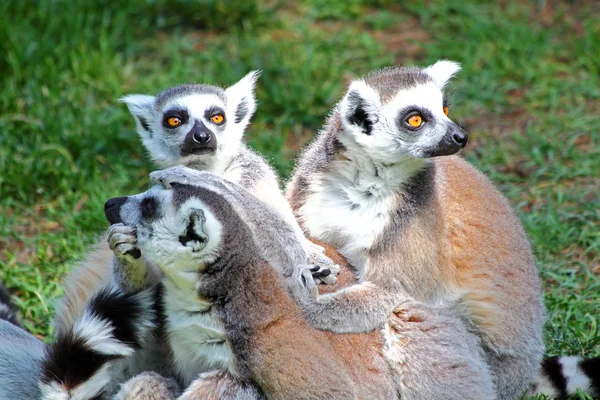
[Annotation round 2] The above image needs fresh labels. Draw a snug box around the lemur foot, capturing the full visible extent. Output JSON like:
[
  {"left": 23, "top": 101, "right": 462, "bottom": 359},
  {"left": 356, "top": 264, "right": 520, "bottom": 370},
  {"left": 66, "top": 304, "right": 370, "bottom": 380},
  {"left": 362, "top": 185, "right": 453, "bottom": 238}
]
[
  {"left": 389, "top": 300, "right": 443, "bottom": 333},
  {"left": 114, "top": 371, "right": 181, "bottom": 400},
  {"left": 305, "top": 242, "right": 340, "bottom": 285},
  {"left": 178, "top": 370, "right": 263, "bottom": 400},
  {"left": 107, "top": 223, "right": 149, "bottom": 291}
]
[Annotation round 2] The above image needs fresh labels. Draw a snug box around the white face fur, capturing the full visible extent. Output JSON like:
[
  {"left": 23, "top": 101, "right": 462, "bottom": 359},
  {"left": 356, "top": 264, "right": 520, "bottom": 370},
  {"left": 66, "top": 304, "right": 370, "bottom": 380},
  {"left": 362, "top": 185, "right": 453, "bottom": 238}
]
[
  {"left": 338, "top": 60, "right": 468, "bottom": 163},
  {"left": 120, "top": 71, "right": 260, "bottom": 171},
  {"left": 110, "top": 185, "right": 223, "bottom": 287}
]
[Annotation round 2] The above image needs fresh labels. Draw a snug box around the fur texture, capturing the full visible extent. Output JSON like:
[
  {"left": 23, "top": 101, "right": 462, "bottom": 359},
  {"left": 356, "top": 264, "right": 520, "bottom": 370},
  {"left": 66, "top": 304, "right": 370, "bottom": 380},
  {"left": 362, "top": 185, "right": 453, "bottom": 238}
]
[
  {"left": 96, "top": 167, "right": 496, "bottom": 399},
  {"left": 286, "top": 61, "right": 545, "bottom": 399},
  {"left": 48, "top": 73, "right": 335, "bottom": 395}
]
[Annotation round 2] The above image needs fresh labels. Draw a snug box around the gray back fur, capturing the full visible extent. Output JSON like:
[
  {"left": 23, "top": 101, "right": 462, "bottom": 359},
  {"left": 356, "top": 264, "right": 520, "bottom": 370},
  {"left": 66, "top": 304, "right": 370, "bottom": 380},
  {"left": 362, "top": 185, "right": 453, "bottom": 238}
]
[{"left": 0, "top": 319, "right": 45, "bottom": 399}]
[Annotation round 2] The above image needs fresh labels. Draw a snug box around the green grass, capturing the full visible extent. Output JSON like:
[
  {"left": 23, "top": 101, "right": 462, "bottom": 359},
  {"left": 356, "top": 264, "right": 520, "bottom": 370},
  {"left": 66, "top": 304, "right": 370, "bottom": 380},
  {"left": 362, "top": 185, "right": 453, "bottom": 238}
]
[{"left": 0, "top": 1, "right": 598, "bottom": 397}]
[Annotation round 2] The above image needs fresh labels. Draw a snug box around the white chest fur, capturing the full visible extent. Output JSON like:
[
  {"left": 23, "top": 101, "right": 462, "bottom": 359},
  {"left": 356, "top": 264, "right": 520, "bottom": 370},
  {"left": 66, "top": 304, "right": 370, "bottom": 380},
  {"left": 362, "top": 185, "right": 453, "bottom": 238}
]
[
  {"left": 162, "top": 279, "right": 232, "bottom": 386},
  {"left": 297, "top": 156, "right": 426, "bottom": 278}
]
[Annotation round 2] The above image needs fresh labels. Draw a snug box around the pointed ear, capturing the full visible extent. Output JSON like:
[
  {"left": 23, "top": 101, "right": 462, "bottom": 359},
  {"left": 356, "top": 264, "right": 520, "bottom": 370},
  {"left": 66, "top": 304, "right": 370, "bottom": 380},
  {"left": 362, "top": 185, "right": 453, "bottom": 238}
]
[
  {"left": 179, "top": 208, "right": 208, "bottom": 252},
  {"left": 424, "top": 60, "right": 461, "bottom": 89},
  {"left": 224, "top": 70, "right": 261, "bottom": 125},
  {"left": 119, "top": 94, "right": 156, "bottom": 136},
  {"left": 339, "top": 80, "right": 381, "bottom": 135}
]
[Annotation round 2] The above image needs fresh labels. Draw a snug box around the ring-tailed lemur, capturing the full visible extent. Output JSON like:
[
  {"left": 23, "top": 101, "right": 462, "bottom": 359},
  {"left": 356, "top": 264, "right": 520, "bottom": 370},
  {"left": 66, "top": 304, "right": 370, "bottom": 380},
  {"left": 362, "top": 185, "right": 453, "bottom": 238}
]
[
  {"left": 285, "top": 60, "right": 597, "bottom": 399},
  {"left": 0, "top": 283, "right": 45, "bottom": 400},
  {"left": 39, "top": 166, "right": 324, "bottom": 399},
  {"left": 42, "top": 167, "right": 502, "bottom": 400},
  {"left": 119, "top": 70, "right": 335, "bottom": 283},
  {"left": 54, "top": 70, "right": 335, "bottom": 325},
  {"left": 43, "top": 73, "right": 335, "bottom": 397}
]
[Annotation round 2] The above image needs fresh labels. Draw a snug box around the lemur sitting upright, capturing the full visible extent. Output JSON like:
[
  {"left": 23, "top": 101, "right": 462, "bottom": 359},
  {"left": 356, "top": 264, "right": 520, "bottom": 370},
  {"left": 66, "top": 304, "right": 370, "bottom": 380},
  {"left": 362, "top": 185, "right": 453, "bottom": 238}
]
[
  {"left": 48, "top": 73, "right": 336, "bottom": 392},
  {"left": 286, "top": 61, "right": 545, "bottom": 399},
  {"left": 44, "top": 167, "right": 499, "bottom": 400}
]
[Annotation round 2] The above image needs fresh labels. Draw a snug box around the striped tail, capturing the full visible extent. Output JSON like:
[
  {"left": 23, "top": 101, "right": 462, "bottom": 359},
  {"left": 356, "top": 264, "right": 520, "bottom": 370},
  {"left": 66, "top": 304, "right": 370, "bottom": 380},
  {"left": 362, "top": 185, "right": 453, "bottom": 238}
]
[
  {"left": 529, "top": 356, "right": 600, "bottom": 399},
  {"left": 39, "top": 285, "right": 160, "bottom": 400},
  {"left": 0, "top": 283, "right": 19, "bottom": 326}
]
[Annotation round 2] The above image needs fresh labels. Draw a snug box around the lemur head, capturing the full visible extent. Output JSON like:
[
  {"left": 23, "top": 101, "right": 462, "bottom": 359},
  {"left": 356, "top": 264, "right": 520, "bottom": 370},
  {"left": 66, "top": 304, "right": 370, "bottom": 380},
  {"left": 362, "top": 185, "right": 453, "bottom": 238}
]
[
  {"left": 336, "top": 60, "right": 467, "bottom": 163},
  {"left": 104, "top": 169, "right": 256, "bottom": 283},
  {"left": 121, "top": 71, "right": 260, "bottom": 170}
]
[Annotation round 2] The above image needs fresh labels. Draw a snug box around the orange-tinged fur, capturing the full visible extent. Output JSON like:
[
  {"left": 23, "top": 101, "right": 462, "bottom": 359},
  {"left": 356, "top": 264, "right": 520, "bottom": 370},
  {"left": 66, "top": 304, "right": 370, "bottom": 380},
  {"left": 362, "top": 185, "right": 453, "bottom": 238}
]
[
  {"left": 240, "top": 260, "right": 394, "bottom": 400},
  {"left": 436, "top": 156, "right": 542, "bottom": 350}
]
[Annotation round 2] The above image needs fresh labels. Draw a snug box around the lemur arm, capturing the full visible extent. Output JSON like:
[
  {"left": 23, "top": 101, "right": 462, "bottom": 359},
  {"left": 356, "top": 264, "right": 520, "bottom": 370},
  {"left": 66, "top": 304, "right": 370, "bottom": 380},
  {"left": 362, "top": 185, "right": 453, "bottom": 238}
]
[{"left": 289, "top": 271, "right": 408, "bottom": 333}]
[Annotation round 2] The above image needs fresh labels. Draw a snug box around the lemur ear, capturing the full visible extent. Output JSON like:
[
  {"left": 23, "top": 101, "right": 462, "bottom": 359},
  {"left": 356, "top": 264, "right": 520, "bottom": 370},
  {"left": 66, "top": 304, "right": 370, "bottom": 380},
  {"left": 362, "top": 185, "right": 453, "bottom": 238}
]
[
  {"left": 225, "top": 70, "right": 261, "bottom": 125},
  {"left": 120, "top": 94, "right": 156, "bottom": 136},
  {"left": 340, "top": 80, "right": 381, "bottom": 135},
  {"left": 179, "top": 208, "right": 208, "bottom": 252},
  {"left": 424, "top": 60, "right": 461, "bottom": 89}
]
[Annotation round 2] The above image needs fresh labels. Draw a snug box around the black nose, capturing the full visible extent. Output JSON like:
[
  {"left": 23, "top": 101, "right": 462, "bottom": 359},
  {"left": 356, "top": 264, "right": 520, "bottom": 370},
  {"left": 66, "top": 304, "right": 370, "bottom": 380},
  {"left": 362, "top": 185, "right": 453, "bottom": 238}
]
[
  {"left": 452, "top": 130, "right": 468, "bottom": 148},
  {"left": 105, "top": 196, "right": 127, "bottom": 225},
  {"left": 193, "top": 130, "right": 211, "bottom": 144}
]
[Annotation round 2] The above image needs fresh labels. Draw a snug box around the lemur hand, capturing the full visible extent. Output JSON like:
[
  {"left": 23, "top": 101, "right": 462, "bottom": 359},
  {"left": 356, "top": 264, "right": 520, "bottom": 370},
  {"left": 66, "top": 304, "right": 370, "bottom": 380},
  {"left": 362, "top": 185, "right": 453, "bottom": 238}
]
[
  {"left": 306, "top": 242, "right": 340, "bottom": 285},
  {"left": 289, "top": 265, "right": 320, "bottom": 300},
  {"left": 107, "top": 223, "right": 150, "bottom": 292}
]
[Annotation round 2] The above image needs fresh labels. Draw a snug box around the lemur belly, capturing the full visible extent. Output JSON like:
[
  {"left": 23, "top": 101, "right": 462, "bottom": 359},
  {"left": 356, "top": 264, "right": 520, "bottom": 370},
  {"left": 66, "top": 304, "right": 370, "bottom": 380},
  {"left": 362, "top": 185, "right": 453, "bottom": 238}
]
[{"left": 162, "top": 280, "right": 232, "bottom": 386}]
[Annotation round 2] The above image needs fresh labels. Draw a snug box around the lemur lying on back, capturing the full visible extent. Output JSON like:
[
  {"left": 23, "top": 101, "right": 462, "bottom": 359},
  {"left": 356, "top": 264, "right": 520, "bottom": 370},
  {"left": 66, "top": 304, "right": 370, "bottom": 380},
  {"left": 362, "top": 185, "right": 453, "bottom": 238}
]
[
  {"left": 42, "top": 167, "right": 499, "bottom": 400},
  {"left": 47, "top": 73, "right": 336, "bottom": 392},
  {"left": 284, "top": 61, "right": 594, "bottom": 399}
]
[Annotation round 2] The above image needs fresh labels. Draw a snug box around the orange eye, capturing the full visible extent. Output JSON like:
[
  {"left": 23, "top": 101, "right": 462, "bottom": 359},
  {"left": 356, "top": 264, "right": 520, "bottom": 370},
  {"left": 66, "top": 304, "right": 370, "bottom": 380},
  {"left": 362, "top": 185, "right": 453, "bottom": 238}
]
[
  {"left": 166, "top": 117, "right": 182, "bottom": 127},
  {"left": 406, "top": 114, "right": 423, "bottom": 128},
  {"left": 211, "top": 114, "right": 225, "bottom": 124},
  {"left": 443, "top": 106, "right": 449, "bottom": 116}
]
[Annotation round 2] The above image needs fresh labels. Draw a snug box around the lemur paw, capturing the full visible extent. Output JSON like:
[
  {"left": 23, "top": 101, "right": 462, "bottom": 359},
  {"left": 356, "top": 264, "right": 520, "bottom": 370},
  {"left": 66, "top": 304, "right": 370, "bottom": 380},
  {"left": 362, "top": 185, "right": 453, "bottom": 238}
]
[
  {"left": 108, "top": 223, "right": 141, "bottom": 261},
  {"left": 114, "top": 371, "right": 181, "bottom": 400},
  {"left": 306, "top": 242, "right": 340, "bottom": 285},
  {"left": 107, "top": 223, "right": 152, "bottom": 291},
  {"left": 150, "top": 166, "right": 197, "bottom": 189},
  {"left": 289, "top": 265, "right": 319, "bottom": 299},
  {"left": 389, "top": 300, "right": 439, "bottom": 333}
]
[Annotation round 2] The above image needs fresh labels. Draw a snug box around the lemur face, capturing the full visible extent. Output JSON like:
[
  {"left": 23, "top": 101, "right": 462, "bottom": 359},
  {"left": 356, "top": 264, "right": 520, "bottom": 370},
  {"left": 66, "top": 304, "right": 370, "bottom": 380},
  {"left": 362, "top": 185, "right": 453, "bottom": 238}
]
[
  {"left": 121, "top": 71, "right": 260, "bottom": 169},
  {"left": 338, "top": 60, "right": 468, "bottom": 162},
  {"left": 104, "top": 182, "right": 225, "bottom": 275}
]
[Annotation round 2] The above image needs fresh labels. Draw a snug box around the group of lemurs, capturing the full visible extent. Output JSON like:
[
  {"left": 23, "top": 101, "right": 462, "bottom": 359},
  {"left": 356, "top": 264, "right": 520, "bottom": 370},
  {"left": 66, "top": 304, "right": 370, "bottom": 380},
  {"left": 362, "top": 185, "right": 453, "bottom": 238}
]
[{"left": 0, "top": 61, "right": 598, "bottom": 400}]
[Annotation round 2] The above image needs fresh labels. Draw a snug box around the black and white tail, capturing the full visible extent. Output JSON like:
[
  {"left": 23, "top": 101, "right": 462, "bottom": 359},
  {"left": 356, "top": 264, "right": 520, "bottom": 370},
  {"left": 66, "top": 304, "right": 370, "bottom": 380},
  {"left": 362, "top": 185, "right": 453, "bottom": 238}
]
[
  {"left": 0, "top": 282, "right": 19, "bottom": 326},
  {"left": 529, "top": 356, "right": 600, "bottom": 399},
  {"left": 39, "top": 285, "right": 160, "bottom": 400}
]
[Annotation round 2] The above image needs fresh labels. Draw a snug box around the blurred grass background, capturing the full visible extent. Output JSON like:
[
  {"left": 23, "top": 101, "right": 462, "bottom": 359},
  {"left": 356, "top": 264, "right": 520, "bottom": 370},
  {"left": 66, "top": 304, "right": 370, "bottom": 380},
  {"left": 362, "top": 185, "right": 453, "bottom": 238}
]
[{"left": 0, "top": 1, "right": 598, "bottom": 396}]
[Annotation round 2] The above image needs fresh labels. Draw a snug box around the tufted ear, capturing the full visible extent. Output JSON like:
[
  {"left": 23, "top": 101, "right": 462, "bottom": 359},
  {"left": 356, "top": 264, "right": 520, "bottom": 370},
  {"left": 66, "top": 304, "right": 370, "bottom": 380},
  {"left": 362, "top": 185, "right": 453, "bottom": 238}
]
[
  {"left": 424, "top": 60, "right": 461, "bottom": 89},
  {"left": 339, "top": 80, "right": 381, "bottom": 135},
  {"left": 179, "top": 208, "right": 208, "bottom": 252},
  {"left": 224, "top": 70, "right": 261, "bottom": 126},
  {"left": 120, "top": 94, "right": 156, "bottom": 137}
]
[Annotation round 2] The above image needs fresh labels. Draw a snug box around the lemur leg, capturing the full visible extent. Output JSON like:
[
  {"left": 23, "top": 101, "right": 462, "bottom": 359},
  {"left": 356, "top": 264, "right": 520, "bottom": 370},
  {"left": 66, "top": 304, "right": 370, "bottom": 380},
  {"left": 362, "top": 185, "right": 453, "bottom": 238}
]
[
  {"left": 289, "top": 267, "right": 407, "bottom": 333},
  {"left": 385, "top": 301, "right": 497, "bottom": 400},
  {"left": 114, "top": 372, "right": 181, "bottom": 400},
  {"left": 108, "top": 223, "right": 162, "bottom": 292},
  {"left": 178, "top": 370, "right": 264, "bottom": 400}
]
